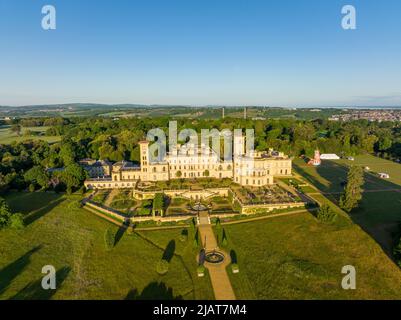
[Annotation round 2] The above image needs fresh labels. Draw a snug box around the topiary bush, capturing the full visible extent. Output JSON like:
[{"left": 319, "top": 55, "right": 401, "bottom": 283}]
[
  {"left": 180, "top": 229, "right": 188, "bottom": 242},
  {"left": 197, "top": 264, "right": 205, "bottom": 277},
  {"left": 156, "top": 259, "right": 169, "bottom": 275},
  {"left": 231, "top": 263, "right": 239, "bottom": 273}
]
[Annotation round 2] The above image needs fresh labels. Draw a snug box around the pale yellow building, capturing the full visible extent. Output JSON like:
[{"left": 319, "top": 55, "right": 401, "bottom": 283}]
[{"left": 84, "top": 138, "right": 291, "bottom": 189}]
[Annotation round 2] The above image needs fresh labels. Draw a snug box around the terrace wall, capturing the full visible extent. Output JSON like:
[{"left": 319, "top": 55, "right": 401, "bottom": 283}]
[{"left": 133, "top": 187, "right": 229, "bottom": 201}]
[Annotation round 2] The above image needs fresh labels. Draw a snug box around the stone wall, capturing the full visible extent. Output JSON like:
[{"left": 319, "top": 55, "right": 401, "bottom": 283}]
[
  {"left": 241, "top": 202, "right": 306, "bottom": 215},
  {"left": 133, "top": 187, "right": 229, "bottom": 201}
]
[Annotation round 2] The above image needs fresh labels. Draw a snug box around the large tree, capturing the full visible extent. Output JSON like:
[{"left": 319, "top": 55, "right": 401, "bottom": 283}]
[
  {"left": 24, "top": 166, "right": 49, "bottom": 189},
  {"left": 60, "top": 163, "right": 86, "bottom": 192},
  {"left": 0, "top": 197, "right": 12, "bottom": 228},
  {"left": 340, "top": 165, "right": 364, "bottom": 212}
]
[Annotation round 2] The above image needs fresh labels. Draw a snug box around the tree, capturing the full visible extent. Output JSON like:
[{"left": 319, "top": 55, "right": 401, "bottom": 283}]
[
  {"left": 316, "top": 203, "right": 337, "bottom": 223},
  {"left": 60, "top": 164, "right": 86, "bottom": 192},
  {"left": 152, "top": 193, "right": 165, "bottom": 216},
  {"left": 24, "top": 166, "right": 49, "bottom": 189},
  {"left": 378, "top": 136, "right": 392, "bottom": 152},
  {"left": 175, "top": 170, "right": 182, "bottom": 178},
  {"left": 11, "top": 124, "right": 22, "bottom": 136},
  {"left": 0, "top": 197, "right": 12, "bottom": 229},
  {"left": 59, "top": 140, "right": 77, "bottom": 166},
  {"left": 340, "top": 165, "right": 364, "bottom": 212}
]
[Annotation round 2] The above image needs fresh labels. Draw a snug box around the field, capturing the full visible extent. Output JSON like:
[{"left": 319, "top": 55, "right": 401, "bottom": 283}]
[
  {"left": 293, "top": 154, "right": 401, "bottom": 253},
  {"left": 0, "top": 192, "right": 214, "bottom": 300},
  {"left": 0, "top": 126, "right": 60, "bottom": 144},
  {"left": 222, "top": 213, "right": 401, "bottom": 299},
  {"left": 211, "top": 153, "right": 401, "bottom": 299}
]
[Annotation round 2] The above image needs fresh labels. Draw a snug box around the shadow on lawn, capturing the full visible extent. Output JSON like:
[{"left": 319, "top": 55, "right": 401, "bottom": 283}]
[
  {"left": 114, "top": 225, "right": 127, "bottom": 247},
  {"left": 10, "top": 266, "right": 71, "bottom": 300},
  {"left": 24, "top": 197, "right": 65, "bottom": 226},
  {"left": 125, "top": 281, "right": 182, "bottom": 300},
  {"left": 162, "top": 240, "right": 176, "bottom": 262},
  {"left": 0, "top": 246, "right": 42, "bottom": 296},
  {"left": 294, "top": 159, "right": 401, "bottom": 257}
]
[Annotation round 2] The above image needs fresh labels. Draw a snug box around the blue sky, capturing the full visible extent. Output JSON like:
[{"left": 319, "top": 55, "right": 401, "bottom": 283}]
[{"left": 1, "top": 0, "right": 401, "bottom": 107}]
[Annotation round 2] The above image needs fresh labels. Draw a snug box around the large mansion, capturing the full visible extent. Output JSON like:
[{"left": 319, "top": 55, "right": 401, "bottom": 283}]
[{"left": 83, "top": 136, "right": 292, "bottom": 189}]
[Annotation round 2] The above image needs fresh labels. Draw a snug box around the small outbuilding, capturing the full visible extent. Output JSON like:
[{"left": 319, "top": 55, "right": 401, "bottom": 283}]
[{"left": 320, "top": 154, "right": 340, "bottom": 160}]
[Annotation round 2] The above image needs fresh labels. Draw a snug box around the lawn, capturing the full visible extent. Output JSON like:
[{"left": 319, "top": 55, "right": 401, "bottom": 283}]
[
  {"left": 293, "top": 154, "right": 401, "bottom": 253},
  {"left": 0, "top": 192, "right": 214, "bottom": 300},
  {"left": 0, "top": 126, "right": 60, "bottom": 144},
  {"left": 222, "top": 213, "right": 401, "bottom": 299},
  {"left": 165, "top": 197, "right": 192, "bottom": 216},
  {"left": 108, "top": 190, "right": 137, "bottom": 215}
]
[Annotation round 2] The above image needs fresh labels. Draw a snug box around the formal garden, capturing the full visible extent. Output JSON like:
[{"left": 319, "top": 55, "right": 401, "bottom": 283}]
[
  {"left": 231, "top": 184, "right": 302, "bottom": 205},
  {"left": 136, "top": 178, "right": 233, "bottom": 192}
]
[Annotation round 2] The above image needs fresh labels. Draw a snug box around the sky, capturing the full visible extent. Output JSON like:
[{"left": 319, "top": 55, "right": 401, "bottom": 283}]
[{"left": 1, "top": 0, "right": 401, "bottom": 107}]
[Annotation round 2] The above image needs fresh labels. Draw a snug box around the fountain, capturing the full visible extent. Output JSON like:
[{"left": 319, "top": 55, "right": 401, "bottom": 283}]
[
  {"left": 191, "top": 202, "right": 208, "bottom": 212},
  {"left": 204, "top": 250, "right": 225, "bottom": 264}
]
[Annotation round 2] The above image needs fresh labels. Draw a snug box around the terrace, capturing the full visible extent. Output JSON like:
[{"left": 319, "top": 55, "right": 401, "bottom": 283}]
[
  {"left": 231, "top": 184, "right": 301, "bottom": 205},
  {"left": 136, "top": 178, "right": 233, "bottom": 192}
]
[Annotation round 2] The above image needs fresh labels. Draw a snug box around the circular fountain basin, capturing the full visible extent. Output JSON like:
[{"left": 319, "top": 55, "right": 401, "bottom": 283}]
[
  {"left": 204, "top": 251, "right": 225, "bottom": 264},
  {"left": 191, "top": 202, "right": 208, "bottom": 211}
]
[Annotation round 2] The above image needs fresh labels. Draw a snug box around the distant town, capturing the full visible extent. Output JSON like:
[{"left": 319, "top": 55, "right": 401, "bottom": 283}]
[{"left": 329, "top": 109, "right": 401, "bottom": 122}]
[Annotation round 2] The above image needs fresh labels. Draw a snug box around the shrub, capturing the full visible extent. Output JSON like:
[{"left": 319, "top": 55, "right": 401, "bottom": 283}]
[
  {"left": 104, "top": 227, "right": 115, "bottom": 250},
  {"left": 221, "top": 228, "right": 228, "bottom": 246},
  {"left": 179, "top": 229, "right": 188, "bottom": 242},
  {"left": 317, "top": 203, "right": 337, "bottom": 223},
  {"left": 193, "top": 228, "right": 200, "bottom": 248},
  {"left": 28, "top": 184, "right": 36, "bottom": 192},
  {"left": 197, "top": 264, "right": 205, "bottom": 277},
  {"left": 156, "top": 259, "right": 169, "bottom": 275},
  {"left": 215, "top": 217, "right": 221, "bottom": 230},
  {"left": 137, "top": 207, "right": 151, "bottom": 216},
  {"left": 231, "top": 263, "right": 239, "bottom": 273},
  {"left": 9, "top": 213, "right": 25, "bottom": 229},
  {"left": 233, "top": 200, "right": 241, "bottom": 212},
  {"left": 190, "top": 217, "right": 196, "bottom": 231}
]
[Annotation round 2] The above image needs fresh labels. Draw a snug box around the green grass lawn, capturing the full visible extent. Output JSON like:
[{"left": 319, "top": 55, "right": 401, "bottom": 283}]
[
  {"left": 0, "top": 192, "right": 213, "bottom": 300},
  {"left": 0, "top": 126, "right": 60, "bottom": 144},
  {"left": 293, "top": 154, "right": 401, "bottom": 253},
  {"left": 222, "top": 213, "right": 401, "bottom": 299},
  {"left": 298, "top": 185, "right": 317, "bottom": 193},
  {"left": 92, "top": 190, "right": 110, "bottom": 203}
]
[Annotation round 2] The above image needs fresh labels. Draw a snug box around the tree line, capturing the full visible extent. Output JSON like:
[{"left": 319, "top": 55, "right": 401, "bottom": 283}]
[{"left": 1, "top": 115, "right": 400, "bottom": 194}]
